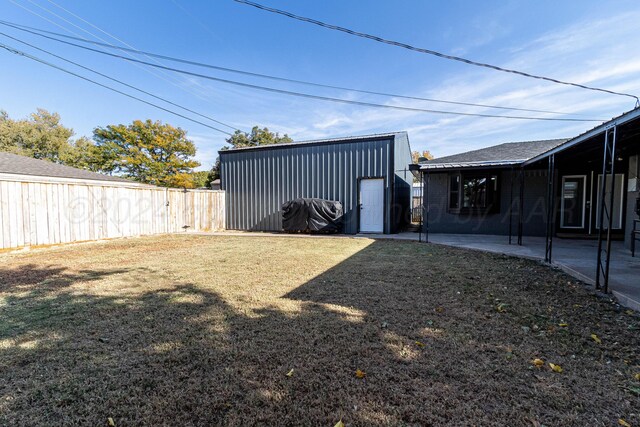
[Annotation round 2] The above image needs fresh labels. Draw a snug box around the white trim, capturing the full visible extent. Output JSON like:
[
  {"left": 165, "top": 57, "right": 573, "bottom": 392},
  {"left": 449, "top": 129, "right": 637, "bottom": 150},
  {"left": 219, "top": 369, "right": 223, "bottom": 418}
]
[{"left": 560, "top": 175, "right": 587, "bottom": 229}]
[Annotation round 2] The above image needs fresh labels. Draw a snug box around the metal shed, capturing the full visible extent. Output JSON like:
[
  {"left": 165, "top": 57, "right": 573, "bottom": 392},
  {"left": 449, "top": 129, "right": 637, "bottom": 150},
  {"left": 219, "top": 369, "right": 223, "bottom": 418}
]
[{"left": 219, "top": 132, "right": 412, "bottom": 234}]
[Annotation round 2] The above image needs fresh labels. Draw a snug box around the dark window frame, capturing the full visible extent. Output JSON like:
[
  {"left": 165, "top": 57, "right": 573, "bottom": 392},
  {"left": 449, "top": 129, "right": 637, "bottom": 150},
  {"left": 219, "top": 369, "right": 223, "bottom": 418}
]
[
  {"left": 449, "top": 174, "right": 460, "bottom": 209},
  {"left": 448, "top": 171, "right": 501, "bottom": 214}
]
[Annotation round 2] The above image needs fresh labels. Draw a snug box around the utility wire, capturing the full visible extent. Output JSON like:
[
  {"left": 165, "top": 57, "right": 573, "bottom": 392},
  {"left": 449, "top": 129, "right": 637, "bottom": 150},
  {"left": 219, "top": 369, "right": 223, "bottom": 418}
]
[
  {"left": 0, "top": 23, "right": 604, "bottom": 122},
  {"left": 0, "top": 42, "right": 234, "bottom": 135},
  {"left": 40, "top": 0, "right": 220, "bottom": 103},
  {"left": 0, "top": 19, "right": 599, "bottom": 117},
  {"left": 0, "top": 32, "right": 240, "bottom": 131},
  {"left": 234, "top": 0, "right": 640, "bottom": 105},
  {"left": 12, "top": 0, "right": 213, "bottom": 103},
  {"left": 169, "top": 0, "right": 222, "bottom": 41},
  {"left": 42, "top": 0, "right": 200, "bottom": 89}
]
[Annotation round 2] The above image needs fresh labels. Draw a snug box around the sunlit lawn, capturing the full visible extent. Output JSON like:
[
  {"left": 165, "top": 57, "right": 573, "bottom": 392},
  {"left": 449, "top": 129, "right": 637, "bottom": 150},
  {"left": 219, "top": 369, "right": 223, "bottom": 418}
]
[{"left": 0, "top": 234, "right": 638, "bottom": 426}]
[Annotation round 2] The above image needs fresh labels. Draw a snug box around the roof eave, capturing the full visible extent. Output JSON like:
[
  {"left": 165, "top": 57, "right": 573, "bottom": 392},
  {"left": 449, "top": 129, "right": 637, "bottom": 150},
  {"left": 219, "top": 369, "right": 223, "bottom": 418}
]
[
  {"left": 523, "top": 107, "right": 640, "bottom": 166},
  {"left": 419, "top": 160, "right": 525, "bottom": 171},
  {"left": 219, "top": 131, "right": 408, "bottom": 154}
]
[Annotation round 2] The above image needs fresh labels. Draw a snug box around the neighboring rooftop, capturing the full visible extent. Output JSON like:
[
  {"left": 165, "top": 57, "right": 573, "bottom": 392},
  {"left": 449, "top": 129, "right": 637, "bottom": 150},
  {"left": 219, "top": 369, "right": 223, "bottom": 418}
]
[
  {"left": 0, "top": 151, "right": 135, "bottom": 184},
  {"left": 219, "top": 131, "right": 408, "bottom": 153},
  {"left": 419, "top": 138, "right": 569, "bottom": 170}
]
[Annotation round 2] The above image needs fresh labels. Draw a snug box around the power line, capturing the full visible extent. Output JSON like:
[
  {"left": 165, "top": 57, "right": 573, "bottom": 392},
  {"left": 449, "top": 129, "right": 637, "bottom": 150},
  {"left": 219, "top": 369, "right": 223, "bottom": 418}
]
[
  {"left": 0, "top": 31, "right": 240, "bottom": 131},
  {"left": 0, "top": 42, "right": 234, "bottom": 135},
  {"left": 11, "top": 0, "right": 213, "bottom": 103},
  {"left": 42, "top": 0, "right": 199, "bottom": 89},
  {"left": 169, "top": 0, "right": 222, "bottom": 41},
  {"left": 0, "top": 19, "right": 600, "bottom": 117},
  {"left": 0, "top": 23, "right": 605, "bottom": 122},
  {"left": 38, "top": 0, "right": 218, "bottom": 103},
  {"left": 234, "top": 0, "right": 640, "bottom": 105}
]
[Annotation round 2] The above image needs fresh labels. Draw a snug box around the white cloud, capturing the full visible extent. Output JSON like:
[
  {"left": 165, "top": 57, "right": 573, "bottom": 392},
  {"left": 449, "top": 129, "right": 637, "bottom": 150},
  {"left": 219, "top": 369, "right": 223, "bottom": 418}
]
[{"left": 182, "top": 8, "right": 640, "bottom": 162}]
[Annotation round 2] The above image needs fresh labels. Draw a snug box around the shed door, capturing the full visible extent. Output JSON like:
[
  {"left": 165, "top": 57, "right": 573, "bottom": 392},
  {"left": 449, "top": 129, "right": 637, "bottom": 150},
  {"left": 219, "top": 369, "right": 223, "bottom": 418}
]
[{"left": 359, "top": 179, "right": 384, "bottom": 233}]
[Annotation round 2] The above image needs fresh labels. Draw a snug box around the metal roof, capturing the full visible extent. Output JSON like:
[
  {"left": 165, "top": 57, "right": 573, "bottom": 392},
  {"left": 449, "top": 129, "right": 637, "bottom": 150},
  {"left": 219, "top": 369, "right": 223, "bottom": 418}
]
[
  {"left": 419, "top": 138, "right": 568, "bottom": 171},
  {"left": 219, "top": 131, "right": 408, "bottom": 153},
  {"left": 0, "top": 151, "right": 136, "bottom": 184}
]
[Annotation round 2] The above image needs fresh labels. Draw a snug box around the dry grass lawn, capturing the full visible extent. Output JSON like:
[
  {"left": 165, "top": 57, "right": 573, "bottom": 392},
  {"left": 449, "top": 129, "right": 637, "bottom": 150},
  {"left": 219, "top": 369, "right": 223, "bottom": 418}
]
[{"left": 0, "top": 234, "right": 638, "bottom": 426}]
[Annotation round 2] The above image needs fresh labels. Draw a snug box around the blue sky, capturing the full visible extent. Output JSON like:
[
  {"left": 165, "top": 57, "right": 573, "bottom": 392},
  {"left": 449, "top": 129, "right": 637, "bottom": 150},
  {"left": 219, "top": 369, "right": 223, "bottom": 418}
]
[{"left": 1, "top": 0, "right": 639, "bottom": 170}]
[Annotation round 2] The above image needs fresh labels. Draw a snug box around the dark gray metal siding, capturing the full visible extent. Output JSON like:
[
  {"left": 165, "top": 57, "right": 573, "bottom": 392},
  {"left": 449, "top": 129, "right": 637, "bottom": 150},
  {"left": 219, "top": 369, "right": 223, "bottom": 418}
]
[
  {"left": 221, "top": 136, "right": 408, "bottom": 234},
  {"left": 392, "top": 132, "right": 413, "bottom": 232},
  {"left": 425, "top": 169, "right": 549, "bottom": 236}
]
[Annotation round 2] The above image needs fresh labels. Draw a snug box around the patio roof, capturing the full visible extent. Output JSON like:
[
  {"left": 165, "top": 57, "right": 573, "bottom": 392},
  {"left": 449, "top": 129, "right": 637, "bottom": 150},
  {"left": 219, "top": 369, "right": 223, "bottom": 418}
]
[
  {"left": 416, "top": 105, "right": 640, "bottom": 172},
  {"left": 524, "top": 105, "right": 640, "bottom": 165}
]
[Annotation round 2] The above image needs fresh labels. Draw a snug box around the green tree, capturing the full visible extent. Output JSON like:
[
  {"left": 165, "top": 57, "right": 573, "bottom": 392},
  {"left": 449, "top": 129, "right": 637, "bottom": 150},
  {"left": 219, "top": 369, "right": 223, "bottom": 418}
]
[
  {"left": 92, "top": 119, "right": 200, "bottom": 187},
  {"left": 205, "top": 154, "right": 223, "bottom": 187},
  {"left": 59, "top": 136, "right": 102, "bottom": 171},
  {"left": 225, "top": 126, "right": 292, "bottom": 148},
  {"left": 191, "top": 171, "right": 209, "bottom": 188},
  {"left": 207, "top": 126, "right": 292, "bottom": 185},
  {"left": 0, "top": 108, "right": 74, "bottom": 162},
  {"left": 412, "top": 150, "right": 434, "bottom": 163}
]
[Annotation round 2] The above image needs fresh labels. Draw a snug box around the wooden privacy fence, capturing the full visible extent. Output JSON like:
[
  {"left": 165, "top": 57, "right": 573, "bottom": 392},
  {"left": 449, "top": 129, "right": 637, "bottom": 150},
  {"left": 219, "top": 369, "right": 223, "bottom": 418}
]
[{"left": 0, "top": 177, "right": 225, "bottom": 250}]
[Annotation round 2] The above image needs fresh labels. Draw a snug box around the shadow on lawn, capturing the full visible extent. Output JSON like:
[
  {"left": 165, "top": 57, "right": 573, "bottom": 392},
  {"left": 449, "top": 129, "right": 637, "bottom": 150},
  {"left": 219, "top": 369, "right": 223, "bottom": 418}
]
[
  {"left": 0, "top": 264, "right": 130, "bottom": 293},
  {"left": 0, "top": 242, "right": 638, "bottom": 426}
]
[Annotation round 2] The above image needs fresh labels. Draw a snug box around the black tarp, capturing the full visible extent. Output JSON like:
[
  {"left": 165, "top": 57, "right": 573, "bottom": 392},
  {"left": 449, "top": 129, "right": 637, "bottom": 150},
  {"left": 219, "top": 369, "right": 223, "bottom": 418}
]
[{"left": 282, "top": 198, "right": 343, "bottom": 233}]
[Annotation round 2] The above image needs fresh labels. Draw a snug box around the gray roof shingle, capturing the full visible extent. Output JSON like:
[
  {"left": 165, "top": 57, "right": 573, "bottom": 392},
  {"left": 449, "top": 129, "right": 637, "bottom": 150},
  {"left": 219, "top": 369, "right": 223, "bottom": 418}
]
[
  {"left": 0, "top": 151, "right": 135, "bottom": 184},
  {"left": 421, "top": 138, "right": 569, "bottom": 170}
]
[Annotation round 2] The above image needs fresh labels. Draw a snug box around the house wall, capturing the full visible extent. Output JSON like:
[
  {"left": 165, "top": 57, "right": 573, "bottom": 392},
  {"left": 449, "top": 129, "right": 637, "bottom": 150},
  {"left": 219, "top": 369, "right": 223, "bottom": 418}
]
[
  {"left": 625, "top": 155, "right": 639, "bottom": 249},
  {"left": 392, "top": 132, "right": 413, "bottom": 232},
  {"left": 425, "top": 169, "right": 549, "bottom": 236},
  {"left": 220, "top": 136, "right": 408, "bottom": 234}
]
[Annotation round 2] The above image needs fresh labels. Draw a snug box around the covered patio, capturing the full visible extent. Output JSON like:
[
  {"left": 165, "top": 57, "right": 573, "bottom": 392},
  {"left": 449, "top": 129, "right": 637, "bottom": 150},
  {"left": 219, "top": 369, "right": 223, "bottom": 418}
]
[{"left": 409, "top": 106, "right": 640, "bottom": 311}]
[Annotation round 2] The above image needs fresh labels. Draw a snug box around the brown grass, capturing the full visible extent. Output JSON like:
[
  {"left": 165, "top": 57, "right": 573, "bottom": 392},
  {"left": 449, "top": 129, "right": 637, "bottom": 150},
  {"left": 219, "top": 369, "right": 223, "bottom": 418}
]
[{"left": 0, "top": 234, "right": 638, "bottom": 426}]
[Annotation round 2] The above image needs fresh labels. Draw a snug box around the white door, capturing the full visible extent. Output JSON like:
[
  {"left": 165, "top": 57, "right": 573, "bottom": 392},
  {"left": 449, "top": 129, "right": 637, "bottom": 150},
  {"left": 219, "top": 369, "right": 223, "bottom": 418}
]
[{"left": 360, "top": 179, "right": 384, "bottom": 233}]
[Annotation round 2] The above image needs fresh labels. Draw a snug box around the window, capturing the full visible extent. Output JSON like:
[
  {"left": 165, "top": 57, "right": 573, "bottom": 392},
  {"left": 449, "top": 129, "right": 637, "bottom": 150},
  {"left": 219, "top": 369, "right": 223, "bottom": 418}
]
[{"left": 449, "top": 173, "right": 500, "bottom": 214}]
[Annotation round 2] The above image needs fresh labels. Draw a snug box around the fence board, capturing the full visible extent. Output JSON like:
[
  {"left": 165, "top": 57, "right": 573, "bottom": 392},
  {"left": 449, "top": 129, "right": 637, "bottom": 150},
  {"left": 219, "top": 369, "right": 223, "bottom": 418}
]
[{"left": 0, "top": 177, "right": 225, "bottom": 249}]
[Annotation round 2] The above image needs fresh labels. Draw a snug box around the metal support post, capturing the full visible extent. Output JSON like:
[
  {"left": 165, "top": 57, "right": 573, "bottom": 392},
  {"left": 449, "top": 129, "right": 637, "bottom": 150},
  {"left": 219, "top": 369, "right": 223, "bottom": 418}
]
[
  {"left": 544, "top": 155, "right": 556, "bottom": 263},
  {"left": 517, "top": 169, "right": 525, "bottom": 246},
  {"left": 596, "top": 126, "right": 617, "bottom": 292}
]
